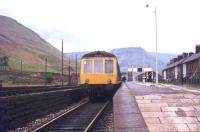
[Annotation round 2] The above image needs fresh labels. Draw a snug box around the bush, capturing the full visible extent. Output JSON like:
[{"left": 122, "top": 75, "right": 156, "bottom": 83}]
[
  {"left": 45, "top": 73, "right": 54, "bottom": 83},
  {"left": 9, "top": 75, "right": 17, "bottom": 81},
  {"left": 0, "top": 55, "right": 9, "bottom": 70}
]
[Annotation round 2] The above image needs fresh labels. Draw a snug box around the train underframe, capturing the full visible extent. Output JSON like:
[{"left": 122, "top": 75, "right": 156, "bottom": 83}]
[{"left": 82, "top": 83, "right": 121, "bottom": 101}]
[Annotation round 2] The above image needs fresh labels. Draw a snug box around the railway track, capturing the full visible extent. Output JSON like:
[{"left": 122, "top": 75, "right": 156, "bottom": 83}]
[
  {"left": 0, "top": 85, "right": 80, "bottom": 97},
  {"left": 33, "top": 101, "right": 109, "bottom": 132},
  {"left": 91, "top": 102, "right": 114, "bottom": 132}
]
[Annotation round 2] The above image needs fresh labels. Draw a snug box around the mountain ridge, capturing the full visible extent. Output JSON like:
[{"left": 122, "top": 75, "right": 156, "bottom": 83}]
[{"left": 65, "top": 47, "right": 177, "bottom": 73}]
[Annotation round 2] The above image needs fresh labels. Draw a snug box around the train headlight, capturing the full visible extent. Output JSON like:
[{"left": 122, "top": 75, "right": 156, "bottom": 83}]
[
  {"left": 85, "top": 79, "right": 89, "bottom": 83},
  {"left": 107, "top": 79, "right": 112, "bottom": 84}
]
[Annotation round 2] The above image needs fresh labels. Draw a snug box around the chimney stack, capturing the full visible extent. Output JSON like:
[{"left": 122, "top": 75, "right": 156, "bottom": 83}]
[
  {"left": 195, "top": 44, "right": 200, "bottom": 54},
  {"left": 170, "top": 58, "right": 176, "bottom": 64},
  {"left": 173, "top": 58, "right": 178, "bottom": 63},
  {"left": 177, "top": 55, "right": 183, "bottom": 61},
  {"left": 182, "top": 52, "right": 188, "bottom": 58},
  {"left": 189, "top": 52, "right": 194, "bottom": 56}
]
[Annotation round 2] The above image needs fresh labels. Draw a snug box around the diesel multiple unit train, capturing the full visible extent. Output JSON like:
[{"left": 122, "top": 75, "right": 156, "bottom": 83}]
[{"left": 80, "top": 51, "right": 121, "bottom": 101}]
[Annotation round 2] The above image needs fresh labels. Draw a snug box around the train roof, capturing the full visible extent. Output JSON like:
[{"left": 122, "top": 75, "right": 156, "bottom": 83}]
[{"left": 82, "top": 51, "right": 116, "bottom": 58}]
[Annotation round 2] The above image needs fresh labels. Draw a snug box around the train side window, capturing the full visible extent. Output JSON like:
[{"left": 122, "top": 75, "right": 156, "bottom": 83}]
[
  {"left": 105, "top": 60, "right": 113, "bottom": 73},
  {"left": 94, "top": 60, "right": 103, "bottom": 73},
  {"left": 84, "top": 60, "right": 92, "bottom": 73}
]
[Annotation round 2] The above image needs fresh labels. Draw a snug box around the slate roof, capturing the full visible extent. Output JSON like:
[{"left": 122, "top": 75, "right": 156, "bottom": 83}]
[
  {"left": 163, "top": 52, "right": 200, "bottom": 71},
  {"left": 183, "top": 52, "right": 200, "bottom": 63},
  {"left": 163, "top": 58, "right": 186, "bottom": 70}
]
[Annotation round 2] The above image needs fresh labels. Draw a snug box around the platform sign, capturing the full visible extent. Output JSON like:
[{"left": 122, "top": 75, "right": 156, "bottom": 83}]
[{"left": 137, "top": 68, "right": 142, "bottom": 72}]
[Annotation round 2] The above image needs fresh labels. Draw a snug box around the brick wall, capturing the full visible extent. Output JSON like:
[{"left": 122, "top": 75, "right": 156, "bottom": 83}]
[{"left": 0, "top": 88, "right": 87, "bottom": 131}]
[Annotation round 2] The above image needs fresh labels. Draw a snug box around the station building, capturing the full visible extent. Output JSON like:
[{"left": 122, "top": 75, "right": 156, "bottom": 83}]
[{"left": 127, "top": 67, "right": 154, "bottom": 82}]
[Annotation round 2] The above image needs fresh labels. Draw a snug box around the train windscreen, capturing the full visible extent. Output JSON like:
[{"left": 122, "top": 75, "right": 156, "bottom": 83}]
[
  {"left": 105, "top": 60, "right": 113, "bottom": 73},
  {"left": 84, "top": 60, "right": 92, "bottom": 73},
  {"left": 94, "top": 60, "right": 103, "bottom": 73}
]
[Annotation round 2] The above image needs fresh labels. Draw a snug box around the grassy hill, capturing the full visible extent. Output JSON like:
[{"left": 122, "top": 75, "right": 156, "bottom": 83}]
[{"left": 0, "top": 15, "right": 75, "bottom": 73}]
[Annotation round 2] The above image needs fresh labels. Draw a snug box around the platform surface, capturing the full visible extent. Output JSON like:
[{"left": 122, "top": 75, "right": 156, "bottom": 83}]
[
  {"left": 113, "top": 82, "right": 200, "bottom": 132},
  {"left": 113, "top": 83, "right": 148, "bottom": 132}
]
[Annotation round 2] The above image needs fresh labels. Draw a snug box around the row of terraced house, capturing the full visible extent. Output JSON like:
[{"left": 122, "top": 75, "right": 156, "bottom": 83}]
[{"left": 162, "top": 45, "right": 200, "bottom": 84}]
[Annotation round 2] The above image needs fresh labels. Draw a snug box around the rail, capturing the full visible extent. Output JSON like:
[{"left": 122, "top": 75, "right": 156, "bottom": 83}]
[
  {"left": 34, "top": 101, "right": 110, "bottom": 132},
  {"left": 32, "top": 100, "right": 89, "bottom": 132},
  {"left": 0, "top": 85, "right": 80, "bottom": 97},
  {"left": 83, "top": 101, "right": 109, "bottom": 132}
]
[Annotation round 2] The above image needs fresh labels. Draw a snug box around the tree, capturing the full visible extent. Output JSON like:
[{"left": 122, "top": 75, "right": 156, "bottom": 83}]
[
  {"left": 0, "top": 56, "right": 9, "bottom": 70},
  {"left": 45, "top": 73, "right": 54, "bottom": 83}
]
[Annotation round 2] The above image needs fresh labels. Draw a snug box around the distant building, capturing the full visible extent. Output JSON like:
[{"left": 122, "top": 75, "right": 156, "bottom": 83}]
[{"left": 127, "top": 67, "right": 154, "bottom": 82}]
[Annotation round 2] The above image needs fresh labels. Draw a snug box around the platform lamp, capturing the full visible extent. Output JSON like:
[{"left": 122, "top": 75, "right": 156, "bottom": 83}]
[{"left": 146, "top": 3, "right": 158, "bottom": 86}]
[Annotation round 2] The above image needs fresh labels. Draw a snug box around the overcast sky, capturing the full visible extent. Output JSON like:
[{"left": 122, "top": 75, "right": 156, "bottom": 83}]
[{"left": 0, "top": 0, "right": 200, "bottom": 53}]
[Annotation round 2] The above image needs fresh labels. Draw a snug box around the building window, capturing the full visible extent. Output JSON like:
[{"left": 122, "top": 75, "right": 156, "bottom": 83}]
[
  {"left": 94, "top": 60, "right": 103, "bottom": 73},
  {"left": 84, "top": 60, "right": 92, "bottom": 73},
  {"left": 105, "top": 60, "right": 113, "bottom": 73}
]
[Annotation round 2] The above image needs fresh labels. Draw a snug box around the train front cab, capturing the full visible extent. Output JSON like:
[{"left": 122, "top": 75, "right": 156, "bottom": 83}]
[{"left": 80, "top": 57, "right": 120, "bottom": 101}]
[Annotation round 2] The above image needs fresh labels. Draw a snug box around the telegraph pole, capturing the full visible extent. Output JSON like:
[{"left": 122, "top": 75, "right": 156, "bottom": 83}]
[
  {"left": 75, "top": 54, "right": 77, "bottom": 84},
  {"left": 68, "top": 57, "right": 71, "bottom": 85},
  {"left": 20, "top": 60, "right": 22, "bottom": 73},
  {"left": 45, "top": 58, "right": 47, "bottom": 75},
  {"left": 44, "top": 57, "right": 47, "bottom": 85},
  {"left": 62, "top": 39, "right": 64, "bottom": 87}
]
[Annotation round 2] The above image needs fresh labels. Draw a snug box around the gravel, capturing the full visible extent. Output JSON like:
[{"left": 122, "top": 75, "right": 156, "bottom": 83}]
[{"left": 10, "top": 98, "right": 88, "bottom": 132}]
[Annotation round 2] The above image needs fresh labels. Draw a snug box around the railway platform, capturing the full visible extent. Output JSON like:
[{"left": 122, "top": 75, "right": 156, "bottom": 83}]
[
  {"left": 113, "top": 83, "right": 148, "bottom": 132},
  {"left": 113, "top": 82, "right": 200, "bottom": 132}
]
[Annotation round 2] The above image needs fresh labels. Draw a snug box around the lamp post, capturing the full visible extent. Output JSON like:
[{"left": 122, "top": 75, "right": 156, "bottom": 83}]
[{"left": 146, "top": 3, "right": 158, "bottom": 85}]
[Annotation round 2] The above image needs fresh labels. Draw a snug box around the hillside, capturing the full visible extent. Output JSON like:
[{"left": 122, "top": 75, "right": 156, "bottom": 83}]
[
  {"left": 65, "top": 47, "right": 177, "bottom": 73},
  {"left": 0, "top": 15, "right": 74, "bottom": 73},
  {"left": 64, "top": 51, "right": 89, "bottom": 60},
  {"left": 148, "top": 52, "right": 177, "bottom": 64},
  {"left": 111, "top": 47, "right": 167, "bottom": 72}
]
